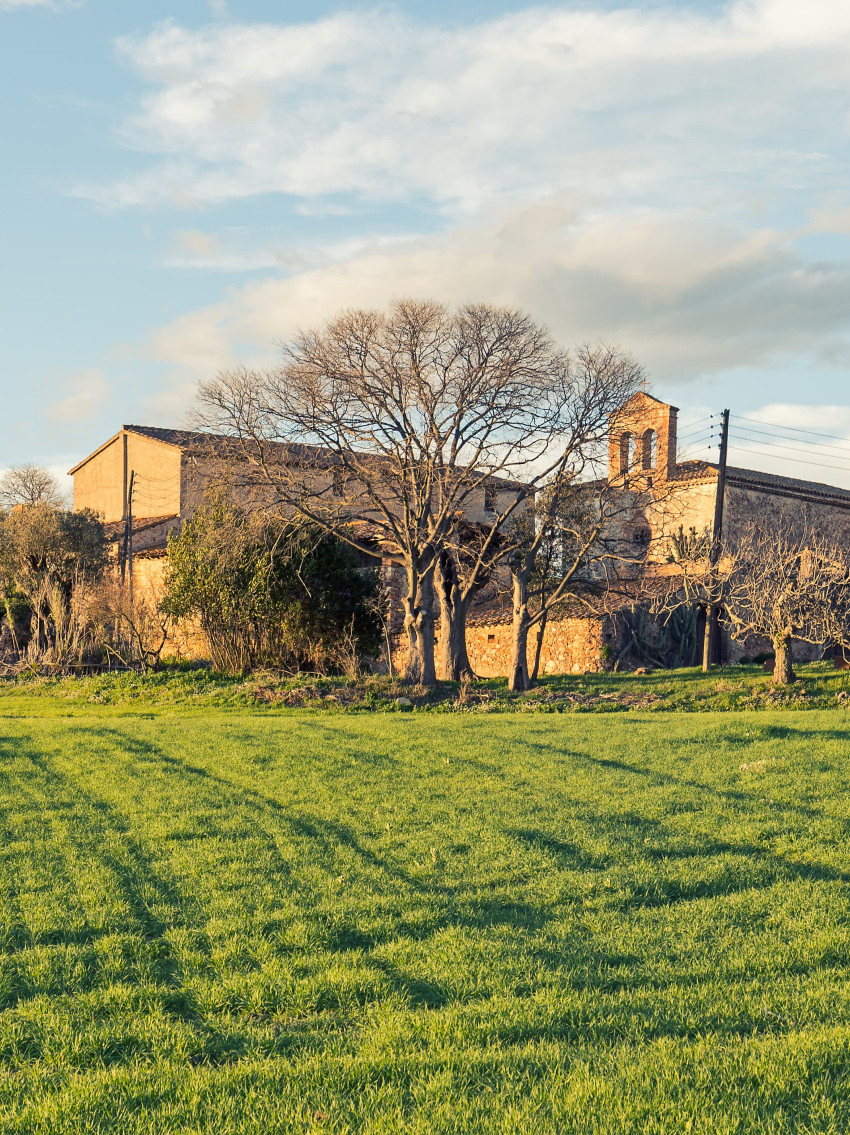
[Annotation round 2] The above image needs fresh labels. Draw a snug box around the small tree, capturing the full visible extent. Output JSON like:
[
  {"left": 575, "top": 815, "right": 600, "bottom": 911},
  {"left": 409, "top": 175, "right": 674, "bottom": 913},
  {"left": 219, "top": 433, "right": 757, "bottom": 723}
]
[
  {"left": 0, "top": 465, "right": 65, "bottom": 510},
  {"left": 163, "top": 490, "right": 379, "bottom": 674},
  {"left": 718, "top": 525, "right": 850, "bottom": 684},
  {"left": 657, "top": 522, "right": 850, "bottom": 685},
  {"left": 499, "top": 345, "right": 647, "bottom": 691},
  {"left": 0, "top": 504, "right": 107, "bottom": 655}
]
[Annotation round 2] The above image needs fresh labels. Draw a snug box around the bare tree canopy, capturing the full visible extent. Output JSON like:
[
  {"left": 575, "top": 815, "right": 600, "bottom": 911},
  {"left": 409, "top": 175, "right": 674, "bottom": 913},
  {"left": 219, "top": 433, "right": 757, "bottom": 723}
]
[
  {"left": 657, "top": 522, "right": 850, "bottom": 685},
  {"left": 497, "top": 344, "right": 647, "bottom": 690},
  {"left": 718, "top": 525, "right": 850, "bottom": 684},
  {"left": 198, "top": 299, "right": 584, "bottom": 686},
  {"left": 0, "top": 465, "right": 65, "bottom": 511}
]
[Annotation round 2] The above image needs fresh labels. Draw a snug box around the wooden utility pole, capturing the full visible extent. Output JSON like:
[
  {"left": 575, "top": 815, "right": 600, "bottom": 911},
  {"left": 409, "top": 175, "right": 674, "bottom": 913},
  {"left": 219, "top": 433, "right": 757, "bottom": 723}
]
[{"left": 702, "top": 409, "right": 729, "bottom": 671}]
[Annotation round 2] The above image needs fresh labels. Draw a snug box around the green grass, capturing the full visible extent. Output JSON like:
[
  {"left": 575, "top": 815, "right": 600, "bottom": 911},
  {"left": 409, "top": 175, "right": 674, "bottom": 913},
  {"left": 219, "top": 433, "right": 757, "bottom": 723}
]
[
  {"left": 2, "top": 659, "right": 849, "bottom": 714},
  {"left": 0, "top": 700, "right": 849, "bottom": 1131}
]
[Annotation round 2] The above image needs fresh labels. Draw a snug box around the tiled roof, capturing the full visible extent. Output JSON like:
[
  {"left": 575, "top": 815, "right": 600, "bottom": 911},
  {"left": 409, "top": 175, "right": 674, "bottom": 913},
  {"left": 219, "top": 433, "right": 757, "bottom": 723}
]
[
  {"left": 121, "top": 426, "right": 523, "bottom": 491},
  {"left": 102, "top": 514, "right": 178, "bottom": 542},
  {"left": 669, "top": 458, "right": 850, "bottom": 505},
  {"left": 124, "top": 425, "right": 307, "bottom": 461},
  {"left": 725, "top": 464, "right": 850, "bottom": 505}
]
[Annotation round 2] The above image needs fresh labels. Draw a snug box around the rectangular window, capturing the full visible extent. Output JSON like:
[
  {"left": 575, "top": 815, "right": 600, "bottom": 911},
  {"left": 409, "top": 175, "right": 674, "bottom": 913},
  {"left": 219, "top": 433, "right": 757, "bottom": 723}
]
[{"left": 487, "top": 633, "right": 495, "bottom": 643}]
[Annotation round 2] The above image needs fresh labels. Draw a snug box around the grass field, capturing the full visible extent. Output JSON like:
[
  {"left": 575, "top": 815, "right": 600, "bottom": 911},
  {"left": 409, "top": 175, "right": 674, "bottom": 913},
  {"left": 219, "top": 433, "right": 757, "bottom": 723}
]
[{"left": 0, "top": 686, "right": 849, "bottom": 1131}]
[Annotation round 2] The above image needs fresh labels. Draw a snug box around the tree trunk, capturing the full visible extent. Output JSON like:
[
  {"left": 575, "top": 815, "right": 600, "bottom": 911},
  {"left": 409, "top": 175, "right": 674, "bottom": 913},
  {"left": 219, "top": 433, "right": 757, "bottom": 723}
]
[
  {"left": 402, "top": 568, "right": 437, "bottom": 688},
  {"left": 772, "top": 634, "right": 795, "bottom": 685},
  {"left": 508, "top": 569, "right": 532, "bottom": 692},
  {"left": 701, "top": 604, "right": 715, "bottom": 672},
  {"left": 531, "top": 607, "right": 549, "bottom": 683},
  {"left": 435, "top": 553, "right": 475, "bottom": 681}
]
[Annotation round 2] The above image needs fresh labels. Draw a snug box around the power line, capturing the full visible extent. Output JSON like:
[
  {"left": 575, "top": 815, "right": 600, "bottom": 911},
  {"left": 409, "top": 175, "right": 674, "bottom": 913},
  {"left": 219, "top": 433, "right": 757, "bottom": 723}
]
[
  {"left": 676, "top": 429, "right": 716, "bottom": 445},
  {"left": 677, "top": 412, "right": 719, "bottom": 433},
  {"left": 676, "top": 423, "right": 716, "bottom": 442},
  {"left": 726, "top": 443, "right": 850, "bottom": 476},
  {"left": 676, "top": 413, "right": 715, "bottom": 432},
  {"left": 733, "top": 414, "right": 850, "bottom": 446},
  {"left": 730, "top": 433, "right": 850, "bottom": 469},
  {"left": 731, "top": 422, "right": 850, "bottom": 460}
]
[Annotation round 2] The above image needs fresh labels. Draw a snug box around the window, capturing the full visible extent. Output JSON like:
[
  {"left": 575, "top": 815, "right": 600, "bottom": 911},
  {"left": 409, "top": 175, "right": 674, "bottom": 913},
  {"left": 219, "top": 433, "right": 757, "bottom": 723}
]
[
  {"left": 641, "top": 429, "right": 657, "bottom": 470},
  {"left": 619, "top": 432, "right": 635, "bottom": 474},
  {"left": 487, "top": 633, "right": 495, "bottom": 643},
  {"left": 484, "top": 484, "right": 498, "bottom": 514}
]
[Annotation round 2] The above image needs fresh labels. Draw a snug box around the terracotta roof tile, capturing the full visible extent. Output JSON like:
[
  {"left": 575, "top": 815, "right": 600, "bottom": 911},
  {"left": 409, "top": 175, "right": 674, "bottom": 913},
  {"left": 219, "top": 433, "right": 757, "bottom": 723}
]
[{"left": 102, "top": 514, "right": 179, "bottom": 541}]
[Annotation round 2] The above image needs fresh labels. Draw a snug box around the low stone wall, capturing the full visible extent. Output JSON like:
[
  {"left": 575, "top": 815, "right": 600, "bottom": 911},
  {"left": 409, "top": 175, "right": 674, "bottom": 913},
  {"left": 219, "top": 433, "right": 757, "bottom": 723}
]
[
  {"left": 466, "top": 615, "right": 612, "bottom": 677},
  {"left": 388, "top": 612, "right": 615, "bottom": 678}
]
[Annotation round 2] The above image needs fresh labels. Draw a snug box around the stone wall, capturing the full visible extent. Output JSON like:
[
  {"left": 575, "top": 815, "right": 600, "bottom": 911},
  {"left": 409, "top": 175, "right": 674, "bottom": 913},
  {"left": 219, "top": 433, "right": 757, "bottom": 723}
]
[
  {"left": 466, "top": 614, "right": 614, "bottom": 677},
  {"left": 388, "top": 610, "right": 617, "bottom": 678},
  {"left": 724, "top": 482, "right": 850, "bottom": 546}
]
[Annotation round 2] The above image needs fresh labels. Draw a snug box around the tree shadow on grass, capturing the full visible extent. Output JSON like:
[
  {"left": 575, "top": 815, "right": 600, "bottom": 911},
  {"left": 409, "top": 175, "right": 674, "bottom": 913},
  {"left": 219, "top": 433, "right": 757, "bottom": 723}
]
[
  {"left": 18, "top": 726, "right": 553, "bottom": 1008},
  {"left": 517, "top": 735, "right": 830, "bottom": 821}
]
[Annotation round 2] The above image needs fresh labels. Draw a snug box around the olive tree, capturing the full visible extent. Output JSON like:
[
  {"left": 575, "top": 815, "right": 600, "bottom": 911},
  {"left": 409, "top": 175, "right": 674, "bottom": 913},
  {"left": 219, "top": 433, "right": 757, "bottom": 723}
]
[
  {"left": 718, "top": 525, "right": 850, "bottom": 684},
  {"left": 0, "top": 503, "right": 107, "bottom": 655},
  {"left": 655, "top": 522, "right": 850, "bottom": 685}
]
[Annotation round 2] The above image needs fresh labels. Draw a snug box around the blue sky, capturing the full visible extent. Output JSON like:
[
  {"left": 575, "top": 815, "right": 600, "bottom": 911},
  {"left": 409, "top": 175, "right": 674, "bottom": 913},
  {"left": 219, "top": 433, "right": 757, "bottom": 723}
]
[{"left": 3, "top": 0, "right": 850, "bottom": 488}]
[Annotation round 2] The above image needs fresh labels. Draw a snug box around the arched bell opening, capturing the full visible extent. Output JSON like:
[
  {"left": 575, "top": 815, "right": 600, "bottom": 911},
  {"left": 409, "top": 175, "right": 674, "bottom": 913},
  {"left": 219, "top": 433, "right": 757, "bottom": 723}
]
[{"left": 642, "top": 429, "right": 657, "bottom": 470}]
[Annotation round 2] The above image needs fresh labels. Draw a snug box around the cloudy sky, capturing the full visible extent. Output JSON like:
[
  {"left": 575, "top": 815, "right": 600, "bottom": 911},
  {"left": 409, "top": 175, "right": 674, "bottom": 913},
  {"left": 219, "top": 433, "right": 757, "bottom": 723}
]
[{"left": 3, "top": 0, "right": 850, "bottom": 487}]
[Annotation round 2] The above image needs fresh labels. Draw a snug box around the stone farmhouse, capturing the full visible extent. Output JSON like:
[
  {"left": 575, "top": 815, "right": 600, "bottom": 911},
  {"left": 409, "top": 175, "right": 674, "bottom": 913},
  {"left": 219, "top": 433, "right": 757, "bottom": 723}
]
[{"left": 69, "top": 395, "right": 850, "bottom": 673}]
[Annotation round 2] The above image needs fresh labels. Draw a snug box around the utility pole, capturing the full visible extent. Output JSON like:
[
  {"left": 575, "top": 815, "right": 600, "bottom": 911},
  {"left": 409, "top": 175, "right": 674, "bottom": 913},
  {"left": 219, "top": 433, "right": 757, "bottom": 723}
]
[
  {"left": 702, "top": 409, "right": 729, "bottom": 671},
  {"left": 126, "top": 470, "right": 135, "bottom": 612}
]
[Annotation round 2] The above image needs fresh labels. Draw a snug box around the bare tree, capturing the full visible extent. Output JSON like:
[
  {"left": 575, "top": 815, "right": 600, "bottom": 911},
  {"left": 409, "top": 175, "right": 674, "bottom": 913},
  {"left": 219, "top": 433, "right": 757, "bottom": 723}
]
[
  {"left": 197, "top": 300, "right": 568, "bottom": 687},
  {"left": 657, "top": 523, "right": 850, "bottom": 685},
  {"left": 719, "top": 525, "right": 850, "bottom": 683},
  {"left": 499, "top": 346, "right": 647, "bottom": 691},
  {"left": 0, "top": 465, "right": 65, "bottom": 510}
]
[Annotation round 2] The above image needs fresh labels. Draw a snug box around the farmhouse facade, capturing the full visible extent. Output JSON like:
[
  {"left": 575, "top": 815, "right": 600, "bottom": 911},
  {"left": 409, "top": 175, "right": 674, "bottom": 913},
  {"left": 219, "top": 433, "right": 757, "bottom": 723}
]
[{"left": 68, "top": 396, "right": 850, "bottom": 674}]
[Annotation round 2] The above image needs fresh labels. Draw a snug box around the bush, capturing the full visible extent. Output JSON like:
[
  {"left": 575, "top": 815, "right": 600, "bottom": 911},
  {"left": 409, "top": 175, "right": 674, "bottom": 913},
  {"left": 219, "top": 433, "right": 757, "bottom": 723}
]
[{"left": 163, "top": 491, "right": 380, "bottom": 674}]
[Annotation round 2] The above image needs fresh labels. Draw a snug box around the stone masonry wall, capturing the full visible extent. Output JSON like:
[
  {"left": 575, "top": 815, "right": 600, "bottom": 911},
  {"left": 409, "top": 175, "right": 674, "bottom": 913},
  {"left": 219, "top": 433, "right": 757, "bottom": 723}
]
[
  {"left": 389, "top": 612, "right": 617, "bottom": 678},
  {"left": 466, "top": 615, "right": 614, "bottom": 677}
]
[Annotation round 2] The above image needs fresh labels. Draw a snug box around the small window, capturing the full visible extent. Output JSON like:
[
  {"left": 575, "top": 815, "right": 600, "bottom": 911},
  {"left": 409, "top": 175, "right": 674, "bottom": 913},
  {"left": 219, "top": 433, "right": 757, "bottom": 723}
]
[
  {"left": 634, "top": 528, "right": 651, "bottom": 549},
  {"left": 619, "top": 432, "right": 635, "bottom": 474},
  {"left": 641, "top": 429, "right": 656, "bottom": 470},
  {"left": 487, "top": 633, "right": 495, "bottom": 643},
  {"left": 484, "top": 485, "right": 498, "bottom": 514}
]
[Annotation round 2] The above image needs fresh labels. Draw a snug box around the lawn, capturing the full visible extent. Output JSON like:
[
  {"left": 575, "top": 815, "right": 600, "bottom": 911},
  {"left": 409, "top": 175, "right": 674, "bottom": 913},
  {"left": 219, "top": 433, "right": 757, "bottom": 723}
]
[{"left": 0, "top": 696, "right": 848, "bottom": 1132}]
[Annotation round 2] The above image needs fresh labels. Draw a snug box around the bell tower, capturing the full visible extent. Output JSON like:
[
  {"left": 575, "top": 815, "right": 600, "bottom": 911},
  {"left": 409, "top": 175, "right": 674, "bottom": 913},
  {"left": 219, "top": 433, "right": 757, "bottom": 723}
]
[{"left": 608, "top": 392, "right": 678, "bottom": 483}]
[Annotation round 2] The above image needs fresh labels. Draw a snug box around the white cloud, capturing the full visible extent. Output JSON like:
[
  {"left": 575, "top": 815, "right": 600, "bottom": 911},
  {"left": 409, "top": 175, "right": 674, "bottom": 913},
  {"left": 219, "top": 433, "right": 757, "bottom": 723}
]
[
  {"left": 145, "top": 198, "right": 850, "bottom": 410},
  {"left": 81, "top": 1, "right": 850, "bottom": 214},
  {"left": 87, "top": 0, "right": 850, "bottom": 467},
  {"left": 164, "top": 225, "right": 420, "bottom": 271},
  {"left": 48, "top": 368, "right": 111, "bottom": 423}
]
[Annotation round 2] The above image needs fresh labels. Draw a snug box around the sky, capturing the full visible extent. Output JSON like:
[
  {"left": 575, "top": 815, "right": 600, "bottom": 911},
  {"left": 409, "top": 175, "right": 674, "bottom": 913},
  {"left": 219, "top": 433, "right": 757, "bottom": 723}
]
[{"left": 3, "top": 0, "right": 850, "bottom": 490}]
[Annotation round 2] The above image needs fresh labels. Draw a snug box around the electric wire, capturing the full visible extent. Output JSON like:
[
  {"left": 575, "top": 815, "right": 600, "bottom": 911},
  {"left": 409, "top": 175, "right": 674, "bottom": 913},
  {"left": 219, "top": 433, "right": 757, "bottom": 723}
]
[
  {"left": 676, "top": 421, "right": 717, "bottom": 438},
  {"left": 732, "top": 414, "right": 850, "bottom": 446},
  {"left": 730, "top": 422, "right": 850, "bottom": 460},
  {"left": 725, "top": 443, "right": 850, "bottom": 476},
  {"left": 675, "top": 431, "right": 716, "bottom": 447},
  {"left": 675, "top": 413, "right": 715, "bottom": 432}
]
